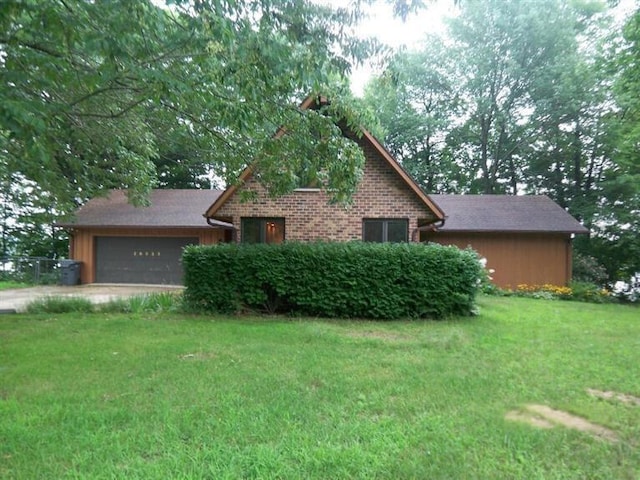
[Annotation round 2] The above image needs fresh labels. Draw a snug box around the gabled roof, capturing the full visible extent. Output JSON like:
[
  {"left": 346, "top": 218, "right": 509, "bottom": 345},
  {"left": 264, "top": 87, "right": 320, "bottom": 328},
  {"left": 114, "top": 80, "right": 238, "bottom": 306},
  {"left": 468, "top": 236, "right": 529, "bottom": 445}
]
[
  {"left": 204, "top": 94, "right": 445, "bottom": 221},
  {"left": 430, "top": 194, "right": 589, "bottom": 234},
  {"left": 61, "top": 189, "right": 228, "bottom": 228}
]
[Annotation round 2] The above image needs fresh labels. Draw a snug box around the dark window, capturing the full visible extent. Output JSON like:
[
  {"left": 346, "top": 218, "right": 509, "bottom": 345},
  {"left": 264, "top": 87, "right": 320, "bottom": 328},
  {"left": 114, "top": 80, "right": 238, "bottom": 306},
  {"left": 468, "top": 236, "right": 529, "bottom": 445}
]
[
  {"left": 363, "top": 219, "right": 408, "bottom": 243},
  {"left": 241, "top": 218, "right": 285, "bottom": 244}
]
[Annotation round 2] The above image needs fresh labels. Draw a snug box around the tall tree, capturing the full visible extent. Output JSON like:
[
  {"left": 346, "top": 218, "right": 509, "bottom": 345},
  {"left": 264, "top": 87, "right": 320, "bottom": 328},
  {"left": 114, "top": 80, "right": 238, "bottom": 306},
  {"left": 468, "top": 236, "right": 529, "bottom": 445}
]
[
  {"left": 365, "top": 0, "right": 590, "bottom": 195},
  {"left": 364, "top": 0, "right": 640, "bottom": 286},
  {"left": 446, "top": 0, "right": 587, "bottom": 194},
  {"left": 583, "top": 8, "right": 640, "bottom": 285},
  {"left": 0, "top": 0, "right": 381, "bottom": 213},
  {"left": 363, "top": 38, "right": 463, "bottom": 192}
]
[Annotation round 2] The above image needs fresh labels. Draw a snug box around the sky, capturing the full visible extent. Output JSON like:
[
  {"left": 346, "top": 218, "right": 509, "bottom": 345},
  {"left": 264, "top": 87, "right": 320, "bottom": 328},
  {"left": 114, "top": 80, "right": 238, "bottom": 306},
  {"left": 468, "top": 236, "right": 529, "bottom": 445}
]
[
  {"left": 344, "top": 0, "right": 459, "bottom": 95},
  {"left": 339, "top": 0, "right": 637, "bottom": 96}
]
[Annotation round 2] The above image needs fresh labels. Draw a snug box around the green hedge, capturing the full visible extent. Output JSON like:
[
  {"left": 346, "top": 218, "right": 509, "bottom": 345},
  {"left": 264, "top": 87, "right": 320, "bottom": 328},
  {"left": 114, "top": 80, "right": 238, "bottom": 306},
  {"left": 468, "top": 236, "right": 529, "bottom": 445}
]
[{"left": 182, "top": 242, "right": 483, "bottom": 319}]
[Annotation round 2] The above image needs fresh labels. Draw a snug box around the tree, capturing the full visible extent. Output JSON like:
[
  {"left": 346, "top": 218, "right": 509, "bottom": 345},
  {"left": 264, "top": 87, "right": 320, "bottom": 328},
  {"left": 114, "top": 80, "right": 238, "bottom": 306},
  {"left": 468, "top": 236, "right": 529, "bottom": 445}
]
[
  {"left": 0, "top": 0, "right": 383, "bottom": 213},
  {"left": 365, "top": 0, "right": 640, "bottom": 286},
  {"left": 363, "top": 38, "right": 464, "bottom": 192},
  {"left": 447, "top": 0, "right": 593, "bottom": 194},
  {"left": 581, "top": 8, "right": 640, "bottom": 284},
  {"left": 365, "top": 0, "right": 590, "bottom": 195}
]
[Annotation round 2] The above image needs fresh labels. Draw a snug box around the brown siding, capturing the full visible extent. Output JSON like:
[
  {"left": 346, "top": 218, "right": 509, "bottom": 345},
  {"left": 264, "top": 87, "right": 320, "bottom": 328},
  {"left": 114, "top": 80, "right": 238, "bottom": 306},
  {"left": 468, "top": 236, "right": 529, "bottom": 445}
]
[
  {"left": 69, "top": 227, "right": 225, "bottom": 284},
  {"left": 423, "top": 232, "right": 573, "bottom": 288},
  {"left": 214, "top": 138, "right": 437, "bottom": 242}
]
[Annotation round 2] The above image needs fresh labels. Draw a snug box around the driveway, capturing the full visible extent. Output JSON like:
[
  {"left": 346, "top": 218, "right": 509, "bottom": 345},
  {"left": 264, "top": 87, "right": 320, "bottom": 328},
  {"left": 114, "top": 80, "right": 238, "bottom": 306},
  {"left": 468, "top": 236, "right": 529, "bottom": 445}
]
[{"left": 0, "top": 284, "right": 184, "bottom": 313}]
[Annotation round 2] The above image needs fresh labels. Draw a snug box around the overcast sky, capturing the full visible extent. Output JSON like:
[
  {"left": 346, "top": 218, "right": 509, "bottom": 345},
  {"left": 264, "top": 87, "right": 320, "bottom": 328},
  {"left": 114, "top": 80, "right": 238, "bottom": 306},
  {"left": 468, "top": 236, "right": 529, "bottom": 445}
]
[
  {"left": 342, "top": 0, "right": 637, "bottom": 96},
  {"left": 341, "top": 0, "right": 458, "bottom": 95}
]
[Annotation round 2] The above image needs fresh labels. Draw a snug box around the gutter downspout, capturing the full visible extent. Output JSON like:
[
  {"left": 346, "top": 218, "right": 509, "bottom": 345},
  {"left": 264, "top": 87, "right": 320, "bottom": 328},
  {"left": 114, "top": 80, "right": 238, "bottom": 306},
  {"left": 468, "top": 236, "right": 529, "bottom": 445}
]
[
  {"left": 206, "top": 216, "right": 237, "bottom": 242},
  {"left": 413, "top": 218, "right": 446, "bottom": 242}
]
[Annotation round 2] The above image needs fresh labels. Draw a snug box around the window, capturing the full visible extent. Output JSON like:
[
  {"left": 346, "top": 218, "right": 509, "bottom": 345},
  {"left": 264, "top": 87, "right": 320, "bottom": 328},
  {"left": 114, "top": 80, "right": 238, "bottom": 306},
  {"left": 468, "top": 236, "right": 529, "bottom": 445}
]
[
  {"left": 363, "top": 219, "right": 408, "bottom": 243},
  {"left": 241, "top": 218, "right": 285, "bottom": 244}
]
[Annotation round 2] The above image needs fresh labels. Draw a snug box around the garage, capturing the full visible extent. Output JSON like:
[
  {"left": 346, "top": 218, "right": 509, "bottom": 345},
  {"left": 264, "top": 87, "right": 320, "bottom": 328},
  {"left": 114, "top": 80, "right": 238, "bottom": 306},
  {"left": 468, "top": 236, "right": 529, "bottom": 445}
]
[
  {"left": 95, "top": 236, "right": 198, "bottom": 284},
  {"left": 60, "top": 190, "right": 231, "bottom": 284}
]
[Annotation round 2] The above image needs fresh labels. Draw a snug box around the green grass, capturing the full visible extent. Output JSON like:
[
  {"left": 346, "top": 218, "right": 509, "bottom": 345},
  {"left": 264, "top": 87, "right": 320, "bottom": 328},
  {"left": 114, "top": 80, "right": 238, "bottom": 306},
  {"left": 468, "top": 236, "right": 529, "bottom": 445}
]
[
  {"left": 24, "top": 292, "right": 184, "bottom": 315},
  {"left": 1, "top": 296, "right": 638, "bottom": 479},
  {"left": 0, "top": 280, "right": 29, "bottom": 291}
]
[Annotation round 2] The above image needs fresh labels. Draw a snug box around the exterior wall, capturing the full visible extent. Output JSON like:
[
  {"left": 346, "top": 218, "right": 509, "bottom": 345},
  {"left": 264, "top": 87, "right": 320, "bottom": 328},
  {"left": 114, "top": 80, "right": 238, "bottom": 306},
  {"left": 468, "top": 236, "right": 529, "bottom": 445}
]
[
  {"left": 214, "top": 138, "right": 437, "bottom": 242},
  {"left": 423, "top": 232, "right": 573, "bottom": 288},
  {"left": 69, "top": 227, "right": 226, "bottom": 284}
]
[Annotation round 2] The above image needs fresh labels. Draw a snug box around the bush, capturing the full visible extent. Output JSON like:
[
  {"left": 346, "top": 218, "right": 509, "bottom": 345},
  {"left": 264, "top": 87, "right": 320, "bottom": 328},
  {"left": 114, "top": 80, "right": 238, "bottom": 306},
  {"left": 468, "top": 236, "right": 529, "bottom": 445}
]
[
  {"left": 183, "top": 242, "right": 484, "bottom": 319},
  {"left": 572, "top": 252, "right": 609, "bottom": 286},
  {"left": 503, "top": 282, "right": 614, "bottom": 303},
  {"left": 99, "top": 292, "right": 184, "bottom": 314},
  {"left": 26, "top": 296, "right": 94, "bottom": 314},
  {"left": 569, "top": 281, "right": 614, "bottom": 304}
]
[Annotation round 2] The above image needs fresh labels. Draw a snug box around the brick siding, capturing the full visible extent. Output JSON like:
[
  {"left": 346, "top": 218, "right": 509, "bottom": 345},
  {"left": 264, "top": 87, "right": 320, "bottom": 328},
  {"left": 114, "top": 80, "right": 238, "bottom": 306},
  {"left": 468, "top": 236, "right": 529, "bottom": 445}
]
[{"left": 214, "top": 138, "right": 437, "bottom": 242}]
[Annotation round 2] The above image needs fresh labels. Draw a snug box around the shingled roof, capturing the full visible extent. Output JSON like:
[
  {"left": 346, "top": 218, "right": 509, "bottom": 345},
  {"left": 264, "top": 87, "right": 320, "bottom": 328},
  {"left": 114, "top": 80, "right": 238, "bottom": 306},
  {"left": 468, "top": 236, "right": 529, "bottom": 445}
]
[
  {"left": 430, "top": 194, "right": 589, "bottom": 234},
  {"left": 61, "top": 189, "right": 227, "bottom": 228}
]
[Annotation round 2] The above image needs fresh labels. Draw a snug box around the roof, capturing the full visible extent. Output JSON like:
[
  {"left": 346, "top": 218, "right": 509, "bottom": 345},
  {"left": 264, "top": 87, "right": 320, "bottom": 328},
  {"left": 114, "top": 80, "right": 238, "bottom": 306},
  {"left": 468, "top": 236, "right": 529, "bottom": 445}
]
[
  {"left": 204, "top": 94, "right": 445, "bottom": 221},
  {"left": 61, "top": 189, "right": 229, "bottom": 228},
  {"left": 430, "top": 194, "right": 589, "bottom": 234}
]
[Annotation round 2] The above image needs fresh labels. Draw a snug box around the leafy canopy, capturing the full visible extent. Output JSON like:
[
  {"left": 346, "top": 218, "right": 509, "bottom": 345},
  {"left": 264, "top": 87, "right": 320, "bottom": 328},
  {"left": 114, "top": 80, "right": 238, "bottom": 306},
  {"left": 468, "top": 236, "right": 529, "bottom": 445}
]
[{"left": 0, "top": 0, "right": 382, "bottom": 209}]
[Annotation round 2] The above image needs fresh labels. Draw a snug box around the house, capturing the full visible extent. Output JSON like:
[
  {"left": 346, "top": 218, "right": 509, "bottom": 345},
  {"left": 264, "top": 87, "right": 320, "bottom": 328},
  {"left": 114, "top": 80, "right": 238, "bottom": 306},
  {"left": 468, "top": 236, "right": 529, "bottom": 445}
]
[
  {"left": 422, "top": 195, "right": 588, "bottom": 288},
  {"left": 62, "top": 95, "right": 588, "bottom": 287},
  {"left": 60, "top": 189, "right": 230, "bottom": 284},
  {"left": 204, "top": 116, "right": 446, "bottom": 243}
]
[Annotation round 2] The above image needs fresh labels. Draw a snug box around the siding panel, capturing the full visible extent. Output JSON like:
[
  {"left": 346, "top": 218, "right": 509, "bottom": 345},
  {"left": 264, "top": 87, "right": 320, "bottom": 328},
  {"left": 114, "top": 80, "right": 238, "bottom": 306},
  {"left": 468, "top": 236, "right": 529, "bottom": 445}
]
[{"left": 424, "top": 232, "right": 572, "bottom": 288}]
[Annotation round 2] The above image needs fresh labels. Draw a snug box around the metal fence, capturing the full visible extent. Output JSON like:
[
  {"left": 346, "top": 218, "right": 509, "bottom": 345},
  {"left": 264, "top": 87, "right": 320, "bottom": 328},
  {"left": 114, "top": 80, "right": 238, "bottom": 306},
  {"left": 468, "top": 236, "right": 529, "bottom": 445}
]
[{"left": 0, "top": 257, "right": 62, "bottom": 284}]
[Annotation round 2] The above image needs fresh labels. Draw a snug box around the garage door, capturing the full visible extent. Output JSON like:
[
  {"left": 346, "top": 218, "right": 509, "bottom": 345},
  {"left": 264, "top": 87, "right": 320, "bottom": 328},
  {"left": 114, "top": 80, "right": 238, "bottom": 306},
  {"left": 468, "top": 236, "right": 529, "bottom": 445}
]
[{"left": 95, "top": 237, "right": 198, "bottom": 284}]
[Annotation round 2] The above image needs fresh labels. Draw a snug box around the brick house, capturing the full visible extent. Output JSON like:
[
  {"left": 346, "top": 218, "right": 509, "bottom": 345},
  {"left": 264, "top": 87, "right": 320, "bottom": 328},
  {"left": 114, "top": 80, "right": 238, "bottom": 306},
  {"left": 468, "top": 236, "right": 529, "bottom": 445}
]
[
  {"left": 62, "top": 95, "right": 587, "bottom": 286},
  {"left": 204, "top": 129, "right": 445, "bottom": 244}
]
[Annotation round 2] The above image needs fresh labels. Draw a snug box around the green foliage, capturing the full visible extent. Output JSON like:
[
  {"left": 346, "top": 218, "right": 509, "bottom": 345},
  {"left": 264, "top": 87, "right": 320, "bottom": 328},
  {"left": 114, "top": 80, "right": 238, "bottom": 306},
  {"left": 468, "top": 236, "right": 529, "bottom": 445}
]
[
  {"left": 0, "top": 0, "right": 380, "bottom": 211},
  {"left": 0, "top": 281, "right": 29, "bottom": 291},
  {"left": 572, "top": 251, "right": 609, "bottom": 286},
  {"left": 25, "top": 296, "right": 94, "bottom": 314},
  {"left": 183, "top": 242, "right": 484, "bottom": 319},
  {"left": 497, "top": 282, "right": 615, "bottom": 304},
  {"left": 99, "top": 292, "right": 183, "bottom": 314},
  {"left": 24, "top": 292, "right": 183, "bottom": 314},
  {"left": 569, "top": 281, "right": 614, "bottom": 304}
]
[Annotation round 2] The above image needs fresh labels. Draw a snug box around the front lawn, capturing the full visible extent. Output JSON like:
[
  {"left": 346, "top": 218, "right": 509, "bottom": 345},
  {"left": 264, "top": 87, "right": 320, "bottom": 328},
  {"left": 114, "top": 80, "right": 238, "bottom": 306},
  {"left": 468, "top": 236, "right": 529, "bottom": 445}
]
[{"left": 1, "top": 297, "right": 638, "bottom": 479}]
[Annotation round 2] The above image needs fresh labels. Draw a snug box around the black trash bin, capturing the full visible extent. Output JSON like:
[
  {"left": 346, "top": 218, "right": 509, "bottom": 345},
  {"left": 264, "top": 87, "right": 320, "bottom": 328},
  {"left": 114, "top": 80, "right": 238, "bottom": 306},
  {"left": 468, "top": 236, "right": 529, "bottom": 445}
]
[{"left": 60, "top": 260, "right": 81, "bottom": 286}]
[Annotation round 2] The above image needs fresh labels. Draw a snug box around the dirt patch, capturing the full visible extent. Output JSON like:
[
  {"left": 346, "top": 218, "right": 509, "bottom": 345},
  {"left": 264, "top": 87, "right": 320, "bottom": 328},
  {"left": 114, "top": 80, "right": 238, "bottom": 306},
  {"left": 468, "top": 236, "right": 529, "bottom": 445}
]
[
  {"left": 506, "top": 404, "right": 618, "bottom": 442},
  {"left": 587, "top": 388, "right": 640, "bottom": 406},
  {"left": 504, "top": 410, "right": 554, "bottom": 429}
]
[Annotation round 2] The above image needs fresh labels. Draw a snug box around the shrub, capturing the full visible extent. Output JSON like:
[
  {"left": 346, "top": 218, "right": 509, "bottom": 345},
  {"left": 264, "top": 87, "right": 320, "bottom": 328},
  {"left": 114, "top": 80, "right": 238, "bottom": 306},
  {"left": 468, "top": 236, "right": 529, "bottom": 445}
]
[
  {"left": 569, "top": 281, "right": 613, "bottom": 304},
  {"left": 99, "top": 292, "right": 184, "bottom": 314},
  {"left": 505, "top": 282, "right": 614, "bottom": 303},
  {"left": 572, "top": 252, "right": 609, "bottom": 286},
  {"left": 183, "top": 242, "right": 484, "bottom": 319},
  {"left": 26, "top": 296, "right": 94, "bottom": 314}
]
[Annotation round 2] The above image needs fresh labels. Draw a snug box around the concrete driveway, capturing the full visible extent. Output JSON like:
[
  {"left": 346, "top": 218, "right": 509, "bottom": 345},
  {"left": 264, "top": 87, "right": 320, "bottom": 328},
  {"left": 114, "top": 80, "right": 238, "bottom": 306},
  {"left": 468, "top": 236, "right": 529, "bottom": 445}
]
[{"left": 0, "top": 284, "right": 184, "bottom": 313}]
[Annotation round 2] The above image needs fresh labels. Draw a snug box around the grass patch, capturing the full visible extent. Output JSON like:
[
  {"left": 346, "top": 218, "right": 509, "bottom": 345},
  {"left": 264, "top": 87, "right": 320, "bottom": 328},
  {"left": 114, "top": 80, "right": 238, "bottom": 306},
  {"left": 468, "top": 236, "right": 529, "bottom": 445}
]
[
  {"left": 24, "top": 296, "right": 94, "bottom": 314},
  {"left": 23, "top": 292, "right": 184, "bottom": 315},
  {"left": 98, "top": 291, "right": 183, "bottom": 314},
  {"left": 0, "top": 281, "right": 29, "bottom": 291},
  {"left": 1, "top": 297, "right": 638, "bottom": 478}
]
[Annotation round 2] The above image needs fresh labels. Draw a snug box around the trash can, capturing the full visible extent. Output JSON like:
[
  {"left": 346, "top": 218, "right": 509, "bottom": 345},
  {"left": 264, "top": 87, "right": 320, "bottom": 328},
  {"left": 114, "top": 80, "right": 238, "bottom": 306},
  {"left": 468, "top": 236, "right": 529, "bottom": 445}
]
[{"left": 59, "top": 260, "right": 81, "bottom": 286}]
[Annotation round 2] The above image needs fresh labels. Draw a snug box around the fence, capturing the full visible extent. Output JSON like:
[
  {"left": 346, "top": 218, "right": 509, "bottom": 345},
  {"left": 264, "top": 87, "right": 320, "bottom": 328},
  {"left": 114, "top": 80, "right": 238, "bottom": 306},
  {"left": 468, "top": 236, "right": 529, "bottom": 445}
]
[{"left": 0, "top": 257, "right": 62, "bottom": 285}]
